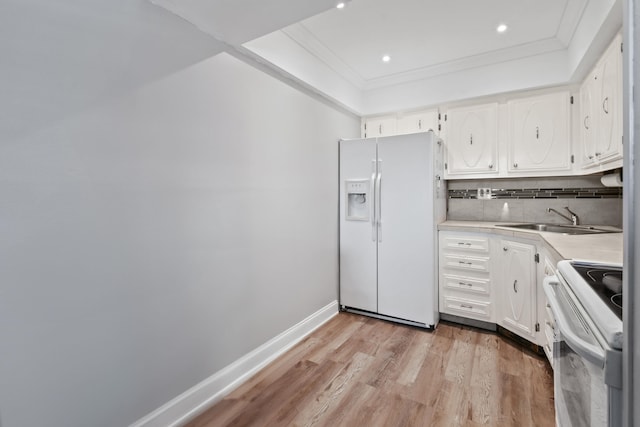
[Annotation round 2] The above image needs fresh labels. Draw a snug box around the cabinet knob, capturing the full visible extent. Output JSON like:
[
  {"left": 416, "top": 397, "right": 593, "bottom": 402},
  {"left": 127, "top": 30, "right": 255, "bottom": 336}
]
[
  {"left": 584, "top": 116, "right": 590, "bottom": 130},
  {"left": 513, "top": 163, "right": 518, "bottom": 168},
  {"left": 503, "top": 247, "right": 508, "bottom": 251},
  {"left": 595, "top": 152, "right": 602, "bottom": 156},
  {"left": 603, "top": 97, "right": 609, "bottom": 114},
  {"left": 513, "top": 279, "right": 518, "bottom": 293},
  {"left": 588, "top": 155, "right": 594, "bottom": 159},
  {"left": 536, "top": 126, "right": 539, "bottom": 139},
  {"left": 488, "top": 164, "right": 494, "bottom": 169}
]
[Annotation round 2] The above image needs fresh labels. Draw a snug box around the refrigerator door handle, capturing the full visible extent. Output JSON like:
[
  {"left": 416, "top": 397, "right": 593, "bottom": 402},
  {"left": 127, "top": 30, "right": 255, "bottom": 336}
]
[
  {"left": 371, "top": 160, "right": 377, "bottom": 242},
  {"left": 376, "top": 160, "right": 382, "bottom": 242}
]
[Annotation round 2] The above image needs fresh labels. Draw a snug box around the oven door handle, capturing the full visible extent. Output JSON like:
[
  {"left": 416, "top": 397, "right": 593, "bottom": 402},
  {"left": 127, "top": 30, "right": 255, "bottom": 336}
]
[{"left": 543, "top": 277, "right": 606, "bottom": 367}]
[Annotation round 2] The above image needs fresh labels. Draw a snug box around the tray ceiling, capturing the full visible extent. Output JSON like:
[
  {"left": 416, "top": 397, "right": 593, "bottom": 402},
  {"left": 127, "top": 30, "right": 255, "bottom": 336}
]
[{"left": 280, "top": 0, "right": 586, "bottom": 89}]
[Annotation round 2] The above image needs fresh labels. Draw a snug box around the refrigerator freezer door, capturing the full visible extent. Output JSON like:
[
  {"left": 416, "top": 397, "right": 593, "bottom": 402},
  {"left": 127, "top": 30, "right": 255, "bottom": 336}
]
[
  {"left": 377, "top": 133, "right": 435, "bottom": 325},
  {"left": 339, "top": 139, "right": 378, "bottom": 313}
]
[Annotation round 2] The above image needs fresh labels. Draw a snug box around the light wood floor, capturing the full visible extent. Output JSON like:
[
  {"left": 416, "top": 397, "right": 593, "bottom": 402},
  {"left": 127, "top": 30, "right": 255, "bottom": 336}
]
[{"left": 188, "top": 312, "right": 555, "bottom": 427}]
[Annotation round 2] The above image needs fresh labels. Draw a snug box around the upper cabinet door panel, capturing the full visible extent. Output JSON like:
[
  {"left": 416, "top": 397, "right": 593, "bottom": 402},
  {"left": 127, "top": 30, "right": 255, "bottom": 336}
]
[
  {"left": 580, "top": 73, "right": 598, "bottom": 168},
  {"left": 445, "top": 103, "right": 498, "bottom": 177},
  {"left": 596, "top": 35, "right": 623, "bottom": 162},
  {"left": 507, "top": 92, "right": 571, "bottom": 173},
  {"left": 578, "top": 33, "right": 623, "bottom": 170},
  {"left": 362, "top": 116, "right": 397, "bottom": 138},
  {"left": 397, "top": 109, "right": 439, "bottom": 135}
]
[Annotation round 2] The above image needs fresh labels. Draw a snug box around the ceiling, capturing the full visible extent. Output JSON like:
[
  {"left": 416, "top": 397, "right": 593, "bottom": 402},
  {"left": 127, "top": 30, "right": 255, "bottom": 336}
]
[
  {"left": 152, "top": 0, "right": 622, "bottom": 115},
  {"left": 279, "top": 0, "right": 585, "bottom": 89}
]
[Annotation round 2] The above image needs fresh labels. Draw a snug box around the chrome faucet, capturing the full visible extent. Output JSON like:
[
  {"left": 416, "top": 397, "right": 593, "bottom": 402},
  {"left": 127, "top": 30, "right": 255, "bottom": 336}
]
[{"left": 547, "top": 207, "right": 579, "bottom": 226}]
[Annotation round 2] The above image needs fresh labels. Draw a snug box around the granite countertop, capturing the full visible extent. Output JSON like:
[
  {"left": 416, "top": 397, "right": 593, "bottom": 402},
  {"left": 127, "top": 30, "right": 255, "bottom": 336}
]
[{"left": 439, "top": 220, "right": 623, "bottom": 265}]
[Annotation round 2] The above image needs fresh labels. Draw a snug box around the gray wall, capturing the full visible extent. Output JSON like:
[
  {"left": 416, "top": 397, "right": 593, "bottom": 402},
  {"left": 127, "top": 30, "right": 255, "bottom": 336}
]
[
  {"left": 446, "top": 176, "right": 624, "bottom": 227},
  {"left": 0, "top": 3, "right": 360, "bottom": 427}
]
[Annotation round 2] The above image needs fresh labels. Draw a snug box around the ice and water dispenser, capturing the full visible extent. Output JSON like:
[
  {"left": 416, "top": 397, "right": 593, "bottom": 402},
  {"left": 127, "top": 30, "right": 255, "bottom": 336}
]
[{"left": 345, "top": 180, "right": 370, "bottom": 221}]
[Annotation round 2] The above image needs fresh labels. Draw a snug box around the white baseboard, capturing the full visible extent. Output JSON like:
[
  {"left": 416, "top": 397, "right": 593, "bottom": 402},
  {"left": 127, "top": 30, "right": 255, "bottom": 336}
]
[{"left": 130, "top": 300, "right": 339, "bottom": 427}]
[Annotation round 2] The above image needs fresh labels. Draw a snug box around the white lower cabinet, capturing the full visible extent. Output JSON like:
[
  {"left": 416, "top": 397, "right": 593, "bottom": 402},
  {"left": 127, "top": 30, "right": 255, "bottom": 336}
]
[
  {"left": 439, "top": 231, "right": 545, "bottom": 347},
  {"left": 541, "top": 251, "right": 561, "bottom": 366},
  {"left": 439, "top": 231, "right": 494, "bottom": 323},
  {"left": 442, "top": 297, "right": 491, "bottom": 320},
  {"left": 498, "top": 240, "right": 538, "bottom": 340}
]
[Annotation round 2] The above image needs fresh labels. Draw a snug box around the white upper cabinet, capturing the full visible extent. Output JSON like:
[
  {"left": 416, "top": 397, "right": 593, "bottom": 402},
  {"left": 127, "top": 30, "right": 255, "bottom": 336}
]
[
  {"left": 362, "top": 109, "right": 439, "bottom": 138},
  {"left": 580, "top": 74, "right": 598, "bottom": 167},
  {"left": 580, "top": 33, "right": 623, "bottom": 169},
  {"left": 397, "top": 109, "right": 439, "bottom": 135},
  {"left": 444, "top": 102, "right": 498, "bottom": 178},
  {"left": 361, "top": 115, "right": 397, "bottom": 138},
  {"left": 507, "top": 91, "right": 572, "bottom": 174}
]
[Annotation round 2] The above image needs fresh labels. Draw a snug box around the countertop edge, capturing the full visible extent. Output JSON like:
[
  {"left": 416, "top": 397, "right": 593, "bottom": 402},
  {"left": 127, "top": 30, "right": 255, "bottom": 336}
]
[{"left": 438, "top": 221, "right": 623, "bottom": 265}]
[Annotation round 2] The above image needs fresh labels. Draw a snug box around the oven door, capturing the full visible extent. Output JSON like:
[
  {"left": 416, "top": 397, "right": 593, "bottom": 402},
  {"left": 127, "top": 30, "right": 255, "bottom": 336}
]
[{"left": 543, "top": 276, "right": 608, "bottom": 427}]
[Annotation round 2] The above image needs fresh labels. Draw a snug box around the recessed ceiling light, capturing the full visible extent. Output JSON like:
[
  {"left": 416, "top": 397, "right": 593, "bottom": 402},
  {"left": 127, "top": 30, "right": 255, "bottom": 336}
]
[
  {"left": 336, "top": 2, "right": 345, "bottom": 8},
  {"left": 496, "top": 24, "right": 508, "bottom": 33},
  {"left": 382, "top": 55, "right": 391, "bottom": 63}
]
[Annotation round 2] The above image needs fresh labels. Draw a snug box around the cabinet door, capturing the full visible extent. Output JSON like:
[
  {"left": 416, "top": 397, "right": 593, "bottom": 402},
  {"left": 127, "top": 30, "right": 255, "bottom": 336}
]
[
  {"left": 397, "top": 110, "right": 439, "bottom": 135},
  {"left": 499, "top": 240, "right": 537, "bottom": 338},
  {"left": 362, "top": 116, "right": 397, "bottom": 138},
  {"left": 595, "top": 35, "right": 623, "bottom": 162},
  {"left": 445, "top": 103, "right": 498, "bottom": 177},
  {"left": 507, "top": 92, "right": 571, "bottom": 173},
  {"left": 580, "top": 73, "right": 598, "bottom": 168}
]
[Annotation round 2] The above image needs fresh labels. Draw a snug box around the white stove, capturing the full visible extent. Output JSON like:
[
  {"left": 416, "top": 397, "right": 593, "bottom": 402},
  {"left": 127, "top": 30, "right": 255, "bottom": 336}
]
[
  {"left": 544, "top": 260, "right": 623, "bottom": 427},
  {"left": 557, "top": 260, "right": 623, "bottom": 349}
]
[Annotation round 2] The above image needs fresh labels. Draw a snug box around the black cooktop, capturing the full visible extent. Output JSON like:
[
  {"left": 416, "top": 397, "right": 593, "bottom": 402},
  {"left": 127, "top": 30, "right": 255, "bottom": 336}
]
[{"left": 571, "top": 262, "right": 623, "bottom": 320}]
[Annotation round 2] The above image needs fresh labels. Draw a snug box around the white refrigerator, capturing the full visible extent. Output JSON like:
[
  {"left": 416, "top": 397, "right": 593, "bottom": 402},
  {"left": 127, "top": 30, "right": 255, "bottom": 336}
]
[{"left": 339, "top": 131, "right": 446, "bottom": 328}]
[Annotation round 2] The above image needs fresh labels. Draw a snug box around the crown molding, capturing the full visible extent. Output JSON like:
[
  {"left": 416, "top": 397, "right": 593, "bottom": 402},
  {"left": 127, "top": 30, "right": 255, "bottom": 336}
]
[
  {"left": 556, "top": 0, "right": 590, "bottom": 45},
  {"left": 282, "top": 23, "right": 367, "bottom": 89}
]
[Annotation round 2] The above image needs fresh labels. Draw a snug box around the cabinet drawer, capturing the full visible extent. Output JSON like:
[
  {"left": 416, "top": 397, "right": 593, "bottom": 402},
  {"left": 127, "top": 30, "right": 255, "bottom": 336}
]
[
  {"left": 441, "top": 274, "right": 490, "bottom": 296},
  {"left": 442, "top": 254, "right": 490, "bottom": 273},
  {"left": 545, "top": 303, "right": 556, "bottom": 329},
  {"left": 442, "top": 297, "right": 491, "bottom": 321},
  {"left": 544, "top": 320, "right": 556, "bottom": 367},
  {"left": 442, "top": 236, "right": 489, "bottom": 253}
]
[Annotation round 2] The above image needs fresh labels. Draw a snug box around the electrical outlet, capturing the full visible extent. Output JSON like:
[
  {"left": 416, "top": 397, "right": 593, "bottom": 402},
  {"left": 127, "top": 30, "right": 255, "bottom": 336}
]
[{"left": 477, "top": 187, "right": 492, "bottom": 200}]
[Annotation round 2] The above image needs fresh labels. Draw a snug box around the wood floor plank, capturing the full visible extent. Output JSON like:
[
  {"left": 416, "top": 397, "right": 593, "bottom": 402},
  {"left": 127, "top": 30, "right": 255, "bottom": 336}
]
[
  {"left": 290, "top": 351, "right": 374, "bottom": 426},
  {"left": 469, "top": 331, "right": 500, "bottom": 425},
  {"left": 305, "top": 314, "right": 366, "bottom": 364},
  {"left": 189, "top": 314, "right": 555, "bottom": 427},
  {"left": 395, "top": 331, "right": 432, "bottom": 386},
  {"left": 315, "top": 380, "right": 378, "bottom": 426}
]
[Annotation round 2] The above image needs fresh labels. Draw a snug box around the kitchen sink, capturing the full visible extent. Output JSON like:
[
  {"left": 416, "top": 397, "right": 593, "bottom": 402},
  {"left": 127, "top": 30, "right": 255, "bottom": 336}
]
[{"left": 500, "top": 223, "right": 618, "bottom": 235}]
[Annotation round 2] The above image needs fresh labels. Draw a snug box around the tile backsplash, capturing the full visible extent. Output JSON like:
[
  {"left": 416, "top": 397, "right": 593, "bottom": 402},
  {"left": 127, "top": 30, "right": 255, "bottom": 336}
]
[
  {"left": 446, "top": 175, "right": 623, "bottom": 227},
  {"left": 449, "top": 187, "right": 622, "bottom": 199}
]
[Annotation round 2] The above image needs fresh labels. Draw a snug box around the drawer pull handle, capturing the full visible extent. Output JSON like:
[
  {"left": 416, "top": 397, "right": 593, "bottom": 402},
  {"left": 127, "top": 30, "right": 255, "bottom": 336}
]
[
  {"left": 460, "top": 304, "right": 473, "bottom": 310},
  {"left": 456, "top": 242, "right": 472, "bottom": 246},
  {"left": 458, "top": 261, "right": 473, "bottom": 265},
  {"left": 513, "top": 279, "right": 518, "bottom": 293},
  {"left": 458, "top": 282, "right": 473, "bottom": 287}
]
